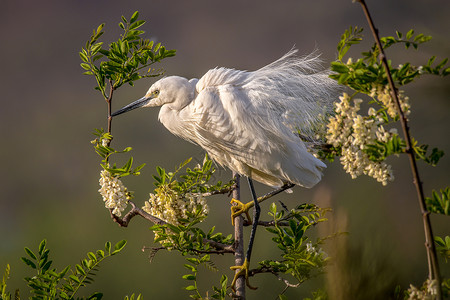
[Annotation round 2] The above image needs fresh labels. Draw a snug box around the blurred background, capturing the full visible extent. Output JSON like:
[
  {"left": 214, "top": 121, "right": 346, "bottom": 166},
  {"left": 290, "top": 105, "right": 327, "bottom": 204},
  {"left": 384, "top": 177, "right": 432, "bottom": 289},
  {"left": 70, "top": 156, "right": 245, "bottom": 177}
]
[{"left": 1, "top": 0, "right": 449, "bottom": 299}]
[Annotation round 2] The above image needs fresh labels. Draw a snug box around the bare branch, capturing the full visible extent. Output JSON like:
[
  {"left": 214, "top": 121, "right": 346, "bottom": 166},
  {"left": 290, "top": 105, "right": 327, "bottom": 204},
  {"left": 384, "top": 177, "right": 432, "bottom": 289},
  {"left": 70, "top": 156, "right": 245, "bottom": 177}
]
[
  {"left": 142, "top": 246, "right": 165, "bottom": 263},
  {"left": 109, "top": 200, "right": 234, "bottom": 253},
  {"left": 355, "top": 1, "right": 441, "bottom": 298}
]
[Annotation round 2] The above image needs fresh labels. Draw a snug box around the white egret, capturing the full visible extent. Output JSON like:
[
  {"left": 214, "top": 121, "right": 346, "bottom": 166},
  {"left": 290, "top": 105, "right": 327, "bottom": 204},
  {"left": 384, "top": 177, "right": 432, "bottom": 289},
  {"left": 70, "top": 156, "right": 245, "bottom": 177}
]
[{"left": 112, "top": 49, "right": 338, "bottom": 289}]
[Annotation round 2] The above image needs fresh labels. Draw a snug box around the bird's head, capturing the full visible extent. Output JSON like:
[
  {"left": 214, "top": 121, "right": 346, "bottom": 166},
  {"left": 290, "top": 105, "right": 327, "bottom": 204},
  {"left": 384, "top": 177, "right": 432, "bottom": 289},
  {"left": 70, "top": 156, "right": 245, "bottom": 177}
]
[{"left": 111, "top": 76, "right": 197, "bottom": 117}]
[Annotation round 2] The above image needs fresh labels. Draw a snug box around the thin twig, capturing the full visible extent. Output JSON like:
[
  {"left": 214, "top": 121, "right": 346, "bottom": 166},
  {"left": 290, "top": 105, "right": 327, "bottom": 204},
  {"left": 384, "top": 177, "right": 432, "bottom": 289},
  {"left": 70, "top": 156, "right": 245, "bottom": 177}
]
[
  {"left": 142, "top": 246, "right": 165, "bottom": 263},
  {"left": 248, "top": 267, "right": 300, "bottom": 288},
  {"left": 243, "top": 219, "right": 322, "bottom": 227},
  {"left": 106, "top": 79, "right": 114, "bottom": 134},
  {"left": 356, "top": 1, "right": 441, "bottom": 298},
  {"left": 194, "top": 186, "right": 236, "bottom": 198},
  {"left": 257, "top": 183, "right": 295, "bottom": 204}
]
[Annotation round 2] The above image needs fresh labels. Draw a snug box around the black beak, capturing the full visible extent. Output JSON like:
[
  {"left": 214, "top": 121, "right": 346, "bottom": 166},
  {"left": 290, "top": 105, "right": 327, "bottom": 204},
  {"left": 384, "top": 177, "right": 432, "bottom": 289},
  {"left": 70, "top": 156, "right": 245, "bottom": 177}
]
[{"left": 111, "top": 96, "right": 152, "bottom": 117}]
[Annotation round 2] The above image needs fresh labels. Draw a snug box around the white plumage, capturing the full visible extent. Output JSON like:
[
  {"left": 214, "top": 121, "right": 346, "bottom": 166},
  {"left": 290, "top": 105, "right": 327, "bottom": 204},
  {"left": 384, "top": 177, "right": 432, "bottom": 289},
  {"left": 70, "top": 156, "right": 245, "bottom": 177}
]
[{"left": 112, "top": 49, "right": 338, "bottom": 188}]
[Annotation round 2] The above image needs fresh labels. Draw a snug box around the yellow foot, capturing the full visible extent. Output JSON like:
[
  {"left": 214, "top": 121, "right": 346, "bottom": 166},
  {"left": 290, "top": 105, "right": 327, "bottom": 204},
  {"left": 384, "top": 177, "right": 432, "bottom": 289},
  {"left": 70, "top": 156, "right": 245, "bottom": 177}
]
[
  {"left": 230, "top": 198, "right": 253, "bottom": 225},
  {"left": 230, "top": 258, "right": 257, "bottom": 291}
]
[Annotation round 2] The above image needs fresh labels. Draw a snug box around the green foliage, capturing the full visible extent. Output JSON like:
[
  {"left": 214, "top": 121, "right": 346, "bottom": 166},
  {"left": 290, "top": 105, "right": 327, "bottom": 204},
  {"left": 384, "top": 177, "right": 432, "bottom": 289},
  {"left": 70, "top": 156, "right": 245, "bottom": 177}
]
[
  {"left": 211, "top": 275, "right": 228, "bottom": 300},
  {"left": 182, "top": 255, "right": 218, "bottom": 299},
  {"left": 363, "top": 134, "right": 404, "bottom": 162},
  {"left": 412, "top": 141, "right": 445, "bottom": 166},
  {"left": 150, "top": 208, "right": 234, "bottom": 254},
  {"left": 426, "top": 188, "right": 450, "bottom": 215},
  {"left": 91, "top": 128, "right": 145, "bottom": 178},
  {"left": 6, "top": 239, "right": 128, "bottom": 300},
  {"left": 303, "top": 288, "right": 328, "bottom": 300},
  {"left": 443, "top": 278, "right": 450, "bottom": 298},
  {"left": 148, "top": 160, "right": 333, "bottom": 297},
  {"left": 332, "top": 27, "right": 448, "bottom": 91},
  {"left": 331, "top": 27, "right": 449, "bottom": 92},
  {"left": 434, "top": 236, "right": 450, "bottom": 262},
  {"left": 261, "top": 203, "right": 329, "bottom": 284},
  {"left": 329, "top": 23, "right": 449, "bottom": 300},
  {"left": 323, "top": 26, "right": 448, "bottom": 168},
  {"left": 124, "top": 293, "right": 143, "bottom": 300},
  {"left": 0, "top": 264, "right": 19, "bottom": 300},
  {"left": 80, "top": 11, "right": 176, "bottom": 99},
  {"left": 146, "top": 154, "right": 234, "bottom": 244},
  {"left": 360, "top": 134, "right": 443, "bottom": 165},
  {"left": 182, "top": 257, "right": 228, "bottom": 299},
  {"left": 152, "top": 154, "right": 234, "bottom": 195},
  {"left": 336, "top": 26, "right": 363, "bottom": 61},
  {"left": 1, "top": 264, "right": 9, "bottom": 299}
]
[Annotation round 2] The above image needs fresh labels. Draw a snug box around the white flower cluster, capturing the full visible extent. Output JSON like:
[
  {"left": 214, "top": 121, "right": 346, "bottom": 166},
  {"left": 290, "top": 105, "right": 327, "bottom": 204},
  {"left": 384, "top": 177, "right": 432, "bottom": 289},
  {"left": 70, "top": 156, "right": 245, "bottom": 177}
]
[
  {"left": 370, "top": 84, "right": 411, "bottom": 119},
  {"left": 98, "top": 169, "right": 130, "bottom": 217},
  {"left": 142, "top": 187, "right": 209, "bottom": 226},
  {"left": 326, "top": 93, "right": 395, "bottom": 185},
  {"left": 407, "top": 279, "right": 438, "bottom": 300},
  {"left": 306, "top": 242, "right": 327, "bottom": 258}
]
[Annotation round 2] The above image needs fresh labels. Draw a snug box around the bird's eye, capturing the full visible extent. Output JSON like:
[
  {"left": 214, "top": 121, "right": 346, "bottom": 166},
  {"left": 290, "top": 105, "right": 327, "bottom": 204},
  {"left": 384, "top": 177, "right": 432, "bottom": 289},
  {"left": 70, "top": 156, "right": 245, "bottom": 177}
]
[{"left": 153, "top": 90, "right": 160, "bottom": 96}]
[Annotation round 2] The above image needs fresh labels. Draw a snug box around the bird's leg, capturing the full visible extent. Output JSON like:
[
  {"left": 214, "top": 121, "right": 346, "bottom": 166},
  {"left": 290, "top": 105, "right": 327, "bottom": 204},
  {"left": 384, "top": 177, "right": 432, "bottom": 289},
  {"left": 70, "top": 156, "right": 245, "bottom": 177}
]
[
  {"left": 230, "top": 182, "right": 295, "bottom": 225},
  {"left": 230, "top": 178, "right": 259, "bottom": 291}
]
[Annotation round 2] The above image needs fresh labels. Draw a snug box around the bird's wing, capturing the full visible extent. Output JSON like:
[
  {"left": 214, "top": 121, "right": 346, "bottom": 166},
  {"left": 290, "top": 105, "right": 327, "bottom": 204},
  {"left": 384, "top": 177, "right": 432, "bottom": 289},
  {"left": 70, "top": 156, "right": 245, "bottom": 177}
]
[
  {"left": 184, "top": 49, "right": 336, "bottom": 187},
  {"left": 185, "top": 84, "right": 281, "bottom": 184},
  {"left": 181, "top": 79, "right": 318, "bottom": 187},
  {"left": 197, "top": 49, "right": 338, "bottom": 143}
]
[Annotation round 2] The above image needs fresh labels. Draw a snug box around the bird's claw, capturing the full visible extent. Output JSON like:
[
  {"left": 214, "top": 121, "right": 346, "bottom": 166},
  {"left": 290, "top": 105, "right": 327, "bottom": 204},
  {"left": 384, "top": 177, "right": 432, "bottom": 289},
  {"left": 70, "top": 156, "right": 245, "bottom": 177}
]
[
  {"left": 230, "top": 258, "right": 257, "bottom": 291},
  {"left": 230, "top": 198, "right": 253, "bottom": 225}
]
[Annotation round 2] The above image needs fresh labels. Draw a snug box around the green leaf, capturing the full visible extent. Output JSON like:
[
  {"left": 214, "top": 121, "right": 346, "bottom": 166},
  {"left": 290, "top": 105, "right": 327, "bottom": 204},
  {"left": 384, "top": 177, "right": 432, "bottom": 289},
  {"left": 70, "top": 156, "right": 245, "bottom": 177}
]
[
  {"left": 87, "top": 252, "right": 97, "bottom": 262},
  {"left": 330, "top": 61, "right": 349, "bottom": 73},
  {"left": 79, "top": 51, "right": 89, "bottom": 62},
  {"left": 129, "top": 20, "right": 145, "bottom": 30},
  {"left": 182, "top": 274, "right": 196, "bottom": 280},
  {"left": 38, "top": 239, "right": 47, "bottom": 255},
  {"left": 269, "top": 202, "right": 277, "bottom": 215},
  {"left": 123, "top": 157, "right": 133, "bottom": 172},
  {"left": 184, "top": 264, "right": 197, "bottom": 272},
  {"left": 69, "top": 274, "right": 81, "bottom": 284},
  {"left": 21, "top": 257, "right": 36, "bottom": 269},
  {"left": 24, "top": 247, "right": 37, "bottom": 260},
  {"left": 105, "top": 241, "right": 111, "bottom": 254},
  {"left": 406, "top": 29, "right": 414, "bottom": 40},
  {"left": 91, "top": 42, "right": 103, "bottom": 55},
  {"left": 88, "top": 292, "right": 103, "bottom": 299},
  {"left": 112, "top": 240, "right": 127, "bottom": 254},
  {"left": 130, "top": 11, "right": 139, "bottom": 24},
  {"left": 96, "top": 24, "right": 104, "bottom": 35},
  {"left": 42, "top": 260, "right": 52, "bottom": 272},
  {"left": 265, "top": 227, "right": 278, "bottom": 234},
  {"left": 435, "top": 58, "right": 448, "bottom": 71},
  {"left": 185, "top": 257, "right": 199, "bottom": 264},
  {"left": 76, "top": 264, "right": 87, "bottom": 276},
  {"left": 81, "top": 63, "right": 91, "bottom": 70}
]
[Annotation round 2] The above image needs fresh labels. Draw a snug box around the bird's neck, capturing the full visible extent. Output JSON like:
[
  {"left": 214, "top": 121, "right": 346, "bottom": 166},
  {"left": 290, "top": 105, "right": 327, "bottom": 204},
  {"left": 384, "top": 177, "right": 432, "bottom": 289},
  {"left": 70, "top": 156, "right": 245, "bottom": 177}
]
[{"left": 158, "top": 105, "right": 190, "bottom": 140}]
